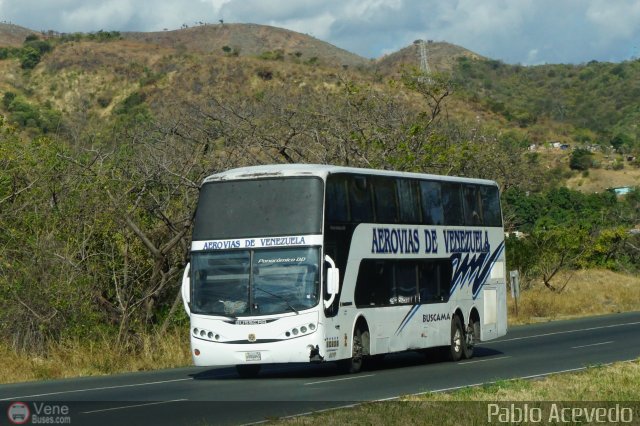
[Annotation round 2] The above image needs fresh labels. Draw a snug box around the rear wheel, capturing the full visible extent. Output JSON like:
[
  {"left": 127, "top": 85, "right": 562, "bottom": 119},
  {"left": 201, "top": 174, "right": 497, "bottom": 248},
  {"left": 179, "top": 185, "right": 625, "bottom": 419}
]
[
  {"left": 236, "top": 364, "right": 261, "bottom": 378},
  {"left": 463, "top": 320, "right": 479, "bottom": 359},
  {"left": 449, "top": 316, "right": 464, "bottom": 362}
]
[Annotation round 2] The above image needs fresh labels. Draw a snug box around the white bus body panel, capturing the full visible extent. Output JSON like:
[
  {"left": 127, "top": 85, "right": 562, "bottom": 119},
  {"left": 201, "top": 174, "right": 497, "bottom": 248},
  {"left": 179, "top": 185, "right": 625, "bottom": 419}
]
[{"left": 324, "top": 223, "right": 507, "bottom": 360}]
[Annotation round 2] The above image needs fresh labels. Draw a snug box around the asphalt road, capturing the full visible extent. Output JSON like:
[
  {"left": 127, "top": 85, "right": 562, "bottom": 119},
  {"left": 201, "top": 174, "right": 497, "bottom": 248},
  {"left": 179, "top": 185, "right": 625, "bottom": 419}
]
[{"left": 1, "top": 312, "right": 639, "bottom": 425}]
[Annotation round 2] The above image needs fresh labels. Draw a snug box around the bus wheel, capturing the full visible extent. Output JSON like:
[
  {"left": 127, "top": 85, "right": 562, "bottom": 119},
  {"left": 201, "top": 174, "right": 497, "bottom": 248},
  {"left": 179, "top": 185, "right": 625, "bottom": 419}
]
[
  {"left": 449, "top": 316, "right": 464, "bottom": 362},
  {"left": 463, "top": 320, "right": 479, "bottom": 359},
  {"left": 338, "top": 328, "right": 364, "bottom": 374},
  {"left": 236, "top": 364, "right": 261, "bottom": 378}
]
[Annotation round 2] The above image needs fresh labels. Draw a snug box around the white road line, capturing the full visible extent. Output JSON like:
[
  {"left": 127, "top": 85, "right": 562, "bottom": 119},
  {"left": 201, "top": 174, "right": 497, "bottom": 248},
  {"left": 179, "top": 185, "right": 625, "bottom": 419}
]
[
  {"left": 572, "top": 341, "right": 614, "bottom": 349},
  {"left": 81, "top": 399, "right": 188, "bottom": 414},
  {"left": 485, "top": 321, "right": 640, "bottom": 344},
  {"left": 458, "top": 355, "right": 511, "bottom": 365},
  {"left": 0, "top": 378, "right": 192, "bottom": 401},
  {"left": 304, "top": 374, "right": 375, "bottom": 386},
  {"left": 417, "top": 365, "right": 600, "bottom": 395}
]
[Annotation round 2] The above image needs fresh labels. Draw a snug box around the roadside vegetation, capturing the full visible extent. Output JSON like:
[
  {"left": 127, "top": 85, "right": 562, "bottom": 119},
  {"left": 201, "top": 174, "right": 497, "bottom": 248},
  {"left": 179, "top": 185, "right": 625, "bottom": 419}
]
[
  {"left": 0, "top": 29, "right": 639, "bottom": 384},
  {"left": 1, "top": 270, "right": 638, "bottom": 384},
  {"left": 270, "top": 359, "right": 640, "bottom": 425}
]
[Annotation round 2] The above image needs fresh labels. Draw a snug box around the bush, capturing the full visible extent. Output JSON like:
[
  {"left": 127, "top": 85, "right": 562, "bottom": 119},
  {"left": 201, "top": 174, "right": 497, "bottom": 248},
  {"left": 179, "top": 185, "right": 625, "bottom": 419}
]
[
  {"left": 569, "top": 148, "right": 593, "bottom": 171},
  {"left": 2, "top": 92, "right": 16, "bottom": 108},
  {"left": 20, "top": 47, "right": 41, "bottom": 70},
  {"left": 258, "top": 50, "right": 284, "bottom": 61}
]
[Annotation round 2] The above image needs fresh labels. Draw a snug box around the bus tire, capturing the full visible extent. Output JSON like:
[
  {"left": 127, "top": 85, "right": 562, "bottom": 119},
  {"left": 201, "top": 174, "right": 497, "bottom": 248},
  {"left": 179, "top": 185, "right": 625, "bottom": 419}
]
[
  {"left": 236, "top": 364, "right": 261, "bottom": 378},
  {"left": 449, "top": 316, "right": 464, "bottom": 362},
  {"left": 338, "top": 328, "right": 364, "bottom": 374},
  {"left": 463, "top": 320, "right": 479, "bottom": 359}
]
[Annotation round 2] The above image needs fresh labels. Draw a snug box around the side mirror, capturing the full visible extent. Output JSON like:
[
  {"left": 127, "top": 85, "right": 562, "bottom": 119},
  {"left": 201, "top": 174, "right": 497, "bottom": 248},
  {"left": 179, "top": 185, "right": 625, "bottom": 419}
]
[
  {"left": 181, "top": 263, "right": 191, "bottom": 315},
  {"left": 327, "top": 266, "right": 340, "bottom": 295},
  {"left": 324, "top": 255, "right": 340, "bottom": 309}
]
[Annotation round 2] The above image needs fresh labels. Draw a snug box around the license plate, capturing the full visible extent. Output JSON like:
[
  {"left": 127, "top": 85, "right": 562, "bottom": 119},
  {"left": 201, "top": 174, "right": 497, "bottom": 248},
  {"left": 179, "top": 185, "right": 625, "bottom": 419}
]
[{"left": 245, "top": 351, "right": 261, "bottom": 362}]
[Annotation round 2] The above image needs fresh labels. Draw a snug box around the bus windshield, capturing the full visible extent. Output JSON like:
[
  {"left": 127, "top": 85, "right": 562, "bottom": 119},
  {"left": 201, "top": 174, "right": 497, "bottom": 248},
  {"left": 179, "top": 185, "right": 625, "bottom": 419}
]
[
  {"left": 191, "top": 247, "right": 320, "bottom": 317},
  {"left": 193, "top": 177, "right": 324, "bottom": 240}
]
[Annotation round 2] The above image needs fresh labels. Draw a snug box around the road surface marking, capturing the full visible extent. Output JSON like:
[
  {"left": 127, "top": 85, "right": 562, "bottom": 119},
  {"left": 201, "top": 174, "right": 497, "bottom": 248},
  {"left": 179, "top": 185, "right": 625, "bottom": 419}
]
[
  {"left": 572, "top": 341, "right": 614, "bottom": 349},
  {"left": 486, "top": 321, "right": 640, "bottom": 344},
  {"left": 0, "top": 378, "right": 192, "bottom": 401},
  {"left": 82, "top": 399, "right": 188, "bottom": 414},
  {"left": 304, "top": 374, "right": 375, "bottom": 386},
  {"left": 458, "top": 355, "right": 511, "bottom": 365}
]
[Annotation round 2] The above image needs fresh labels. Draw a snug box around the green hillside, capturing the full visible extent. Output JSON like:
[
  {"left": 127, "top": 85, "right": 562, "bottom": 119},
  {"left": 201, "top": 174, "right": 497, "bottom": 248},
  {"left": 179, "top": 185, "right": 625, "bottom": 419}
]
[{"left": 452, "top": 57, "right": 640, "bottom": 152}]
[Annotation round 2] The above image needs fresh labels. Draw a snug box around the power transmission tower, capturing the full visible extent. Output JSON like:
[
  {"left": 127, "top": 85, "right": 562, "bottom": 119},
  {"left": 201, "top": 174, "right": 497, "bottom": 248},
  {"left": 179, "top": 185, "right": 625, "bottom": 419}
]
[{"left": 418, "top": 39, "right": 432, "bottom": 82}]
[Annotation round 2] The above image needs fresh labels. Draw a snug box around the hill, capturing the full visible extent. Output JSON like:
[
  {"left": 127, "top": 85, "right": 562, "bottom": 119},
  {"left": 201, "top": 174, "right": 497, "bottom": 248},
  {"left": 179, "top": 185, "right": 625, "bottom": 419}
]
[
  {"left": 0, "top": 23, "right": 37, "bottom": 47},
  {"left": 374, "top": 40, "right": 484, "bottom": 75},
  {"left": 0, "top": 22, "right": 638, "bottom": 181},
  {"left": 122, "top": 23, "right": 371, "bottom": 69}
]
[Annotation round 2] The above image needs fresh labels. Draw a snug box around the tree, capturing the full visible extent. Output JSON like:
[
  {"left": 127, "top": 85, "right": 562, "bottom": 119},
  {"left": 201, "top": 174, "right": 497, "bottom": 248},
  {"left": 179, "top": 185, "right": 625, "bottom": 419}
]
[
  {"left": 569, "top": 148, "right": 593, "bottom": 171},
  {"left": 20, "top": 47, "right": 41, "bottom": 70}
]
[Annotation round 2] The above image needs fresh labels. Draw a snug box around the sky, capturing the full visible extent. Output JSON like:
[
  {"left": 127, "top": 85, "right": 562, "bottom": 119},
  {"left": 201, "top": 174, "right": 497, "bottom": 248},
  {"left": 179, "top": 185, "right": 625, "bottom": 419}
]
[{"left": 2, "top": 0, "right": 640, "bottom": 65}]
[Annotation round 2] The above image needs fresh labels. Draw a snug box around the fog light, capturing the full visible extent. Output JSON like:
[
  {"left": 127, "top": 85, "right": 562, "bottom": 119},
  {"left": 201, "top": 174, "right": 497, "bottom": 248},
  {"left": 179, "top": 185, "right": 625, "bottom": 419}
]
[
  {"left": 300, "top": 326, "right": 307, "bottom": 333},
  {"left": 285, "top": 331, "right": 291, "bottom": 337},
  {"left": 292, "top": 328, "right": 299, "bottom": 336},
  {"left": 309, "top": 323, "right": 316, "bottom": 330},
  {"left": 193, "top": 328, "right": 199, "bottom": 335},
  {"left": 215, "top": 334, "right": 220, "bottom": 340},
  {"left": 207, "top": 331, "right": 214, "bottom": 339},
  {"left": 200, "top": 330, "right": 206, "bottom": 337}
]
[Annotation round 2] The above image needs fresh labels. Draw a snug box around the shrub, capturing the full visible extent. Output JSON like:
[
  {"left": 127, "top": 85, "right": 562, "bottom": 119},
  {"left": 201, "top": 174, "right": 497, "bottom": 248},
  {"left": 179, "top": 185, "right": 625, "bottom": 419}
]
[
  {"left": 569, "top": 148, "right": 593, "bottom": 171},
  {"left": 20, "top": 47, "right": 41, "bottom": 70},
  {"left": 259, "top": 50, "right": 284, "bottom": 61}
]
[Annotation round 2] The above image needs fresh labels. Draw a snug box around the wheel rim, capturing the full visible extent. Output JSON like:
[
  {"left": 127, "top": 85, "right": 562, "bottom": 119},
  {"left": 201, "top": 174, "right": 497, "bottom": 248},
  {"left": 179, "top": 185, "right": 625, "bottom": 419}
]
[
  {"left": 453, "top": 329, "right": 462, "bottom": 353},
  {"left": 465, "top": 326, "right": 474, "bottom": 350},
  {"left": 353, "top": 332, "right": 363, "bottom": 367}
]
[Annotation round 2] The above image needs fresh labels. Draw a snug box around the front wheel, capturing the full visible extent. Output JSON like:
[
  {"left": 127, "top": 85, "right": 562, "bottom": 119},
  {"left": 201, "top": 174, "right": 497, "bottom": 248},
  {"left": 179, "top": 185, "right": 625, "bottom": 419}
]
[{"left": 338, "top": 328, "right": 364, "bottom": 374}]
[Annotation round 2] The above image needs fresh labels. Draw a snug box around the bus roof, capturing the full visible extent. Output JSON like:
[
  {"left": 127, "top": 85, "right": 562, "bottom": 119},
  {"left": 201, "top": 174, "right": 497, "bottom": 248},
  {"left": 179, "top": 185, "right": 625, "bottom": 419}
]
[{"left": 202, "top": 164, "right": 498, "bottom": 186}]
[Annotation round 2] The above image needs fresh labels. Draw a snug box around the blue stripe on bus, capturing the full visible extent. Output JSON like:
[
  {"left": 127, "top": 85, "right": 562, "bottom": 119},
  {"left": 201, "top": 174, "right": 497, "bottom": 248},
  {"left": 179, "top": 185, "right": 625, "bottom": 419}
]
[
  {"left": 449, "top": 241, "right": 506, "bottom": 300},
  {"left": 394, "top": 304, "right": 421, "bottom": 336}
]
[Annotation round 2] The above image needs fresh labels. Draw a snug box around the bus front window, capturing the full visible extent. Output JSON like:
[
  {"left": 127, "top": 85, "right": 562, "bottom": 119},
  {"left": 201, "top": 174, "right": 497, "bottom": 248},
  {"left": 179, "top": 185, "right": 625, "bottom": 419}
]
[
  {"left": 191, "top": 247, "right": 320, "bottom": 317},
  {"left": 191, "top": 251, "right": 250, "bottom": 316},
  {"left": 253, "top": 247, "right": 319, "bottom": 315}
]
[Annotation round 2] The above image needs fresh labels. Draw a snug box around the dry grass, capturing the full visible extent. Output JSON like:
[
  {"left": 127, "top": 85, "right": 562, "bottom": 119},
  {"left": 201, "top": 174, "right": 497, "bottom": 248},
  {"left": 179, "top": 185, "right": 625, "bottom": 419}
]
[
  {"left": 508, "top": 269, "right": 640, "bottom": 325},
  {"left": 272, "top": 361, "right": 640, "bottom": 425},
  {"left": 566, "top": 166, "right": 640, "bottom": 193},
  {"left": 411, "top": 359, "right": 640, "bottom": 402},
  {"left": 0, "top": 328, "right": 191, "bottom": 384}
]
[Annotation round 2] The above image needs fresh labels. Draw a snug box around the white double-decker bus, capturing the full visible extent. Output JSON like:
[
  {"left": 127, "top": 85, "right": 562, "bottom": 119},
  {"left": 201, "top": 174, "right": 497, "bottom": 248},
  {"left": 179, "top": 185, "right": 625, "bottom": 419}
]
[{"left": 181, "top": 164, "right": 507, "bottom": 377}]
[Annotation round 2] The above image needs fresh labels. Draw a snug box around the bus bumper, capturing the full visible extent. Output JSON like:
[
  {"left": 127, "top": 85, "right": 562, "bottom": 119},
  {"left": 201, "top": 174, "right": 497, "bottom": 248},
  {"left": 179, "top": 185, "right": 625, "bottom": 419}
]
[{"left": 190, "top": 332, "right": 324, "bottom": 366}]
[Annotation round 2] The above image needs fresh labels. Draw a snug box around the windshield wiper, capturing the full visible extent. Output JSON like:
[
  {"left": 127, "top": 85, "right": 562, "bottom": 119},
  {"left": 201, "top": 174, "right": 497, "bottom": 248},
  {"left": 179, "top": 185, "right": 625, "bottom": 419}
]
[{"left": 254, "top": 287, "right": 299, "bottom": 314}]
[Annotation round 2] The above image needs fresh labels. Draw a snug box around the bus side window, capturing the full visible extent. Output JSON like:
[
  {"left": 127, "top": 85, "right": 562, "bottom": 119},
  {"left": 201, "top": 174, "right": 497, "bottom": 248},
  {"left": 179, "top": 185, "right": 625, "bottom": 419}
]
[
  {"left": 397, "top": 179, "right": 421, "bottom": 223},
  {"left": 372, "top": 177, "right": 398, "bottom": 223},
  {"left": 326, "top": 175, "right": 349, "bottom": 222},
  {"left": 419, "top": 181, "right": 444, "bottom": 225},
  {"left": 394, "top": 262, "right": 419, "bottom": 304},
  {"left": 418, "top": 260, "right": 452, "bottom": 303},
  {"left": 480, "top": 185, "right": 503, "bottom": 227},
  {"left": 349, "top": 176, "right": 373, "bottom": 223},
  {"left": 441, "top": 182, "right": 464, "bottom": 226},
  {"left": 355, "top": 260, "right": 390, "bottom": 307},
  {"left": 463, "top": 185, "right": 483, "bottom": 226}
]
